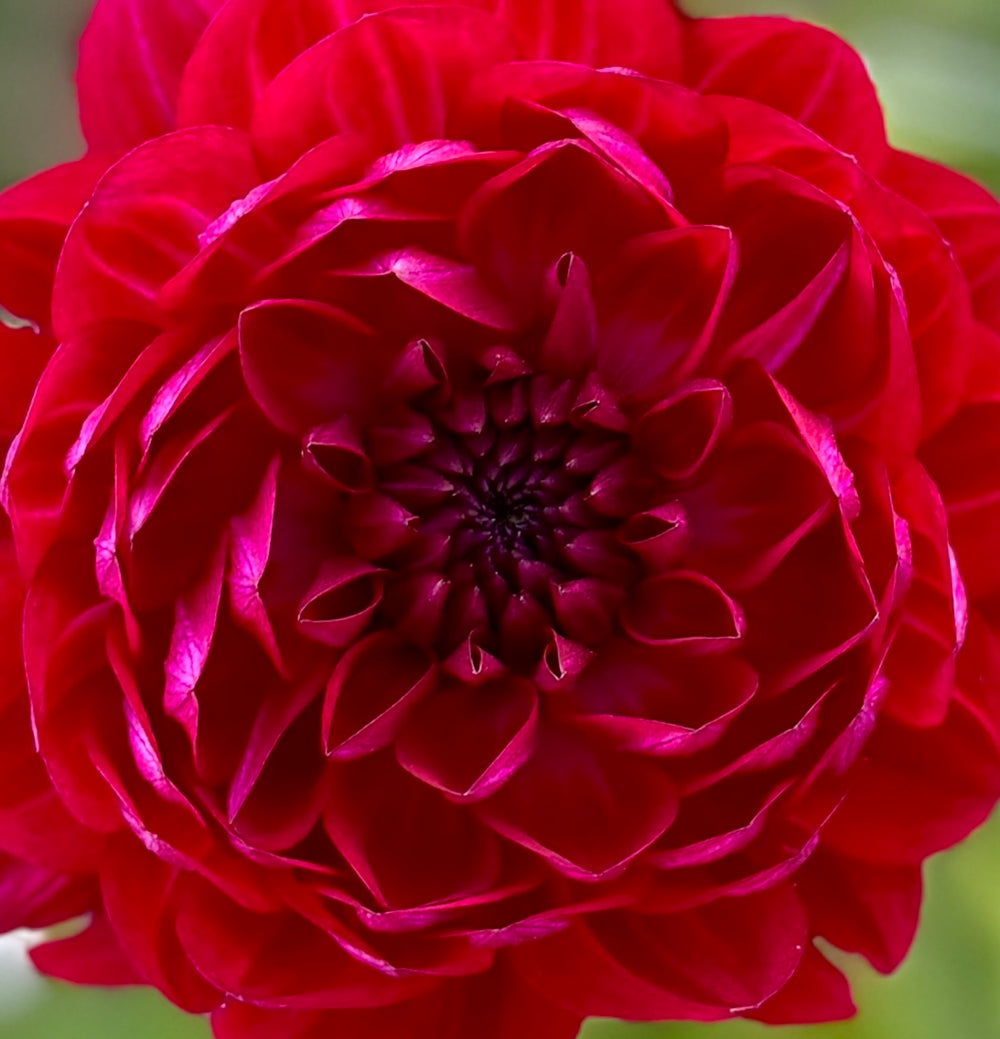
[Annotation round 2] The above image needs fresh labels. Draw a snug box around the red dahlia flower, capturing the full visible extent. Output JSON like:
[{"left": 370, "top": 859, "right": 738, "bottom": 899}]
[{"left": 2, "top": 0, "right": 1000, "bottom": 1035}]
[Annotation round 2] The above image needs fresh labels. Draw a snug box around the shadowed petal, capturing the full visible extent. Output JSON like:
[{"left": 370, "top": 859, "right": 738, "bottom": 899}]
[
  {"left": 322, "top": 633, "right": 435, "bottom": 759},
  {"left": 78, "top": 0, "right": 223, "bottom": 152},
  {"left": 479, "top": 727, "right": 678, "bottom": 880}
]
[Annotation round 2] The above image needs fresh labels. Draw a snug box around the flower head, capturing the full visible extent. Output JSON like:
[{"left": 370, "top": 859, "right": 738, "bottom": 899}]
[{"left": 2, "top": 1, "right": 1000, "bottom": 1036}]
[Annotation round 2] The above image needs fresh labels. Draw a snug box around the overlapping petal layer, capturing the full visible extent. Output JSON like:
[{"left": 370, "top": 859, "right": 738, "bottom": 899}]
[{"left": 1, "top": 2, "right": 999, "bottom": 1037}]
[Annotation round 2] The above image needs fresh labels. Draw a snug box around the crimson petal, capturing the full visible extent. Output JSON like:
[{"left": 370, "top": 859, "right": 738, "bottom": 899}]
[
  {"left": 53, "top": 128, "right": 257, "bottom": 336},
  {"left": 396, "top": 675, "right": 538, "bottom": 800},
  {"left": 30, "top": 910, "right": 145, "bottom": 986},
  {"left": 174, "top": 873, "right": 421, "bottom": 1008},
  {"left": 618, "top": 503, "right": 689, "bottom": 571},
  {"left": 211, "top": 964, "right": 582, "bottom": 1039},
  {"left": 479, "top": 727, "right": 678, "bottom": 880},
  {"left": 634, "top": 380, "right": 732, "bottom": 480},
  {"left": 325, "top": 753, "right": 499, "bottom": 909},
  {"left": 595, "top": 227, "right": 737, "bottom": 400},
  {"left": 622, "top": 571, "right": 744, "bottom": 651},
  {"left": 687, "top": 16, "right": 887, "bottom": 167},
  {"left": 887, "top": 150, "right": 1000, "bottom": 335},
  {"left": 589, "top": 884, "right": 808, "bottom": 1011},
  {"left": 299, "top": 558, "right": 385, "bottom": 648},
  {"left": 303, "top": 417, "right": 376, "bottom": 493},
  {"left": 461, "top": 140, "right": 675, "bottom": 315},
  {"left": 745, "top": 945, "right": 854, "bottom": 1024},
  {"left": 512, "top": 919, "right": 731, "bottom": 1022},
  {"left": 497, "top": 0, "right": 682, "bottom": 78},
  {"left": 799, "top": 847, "right": 921, "bottom": 974},
  {"left": 251, "top": 6, "right": 516, "bottom": 173},
  {"left": 100, "top": 835, "right": 222, "bottom": 1012},
  {"left": 322, "top": 633, "right": 434, "bottom": 759},
  {"left": 238, "top": 299, "right": 383, "bottom": 434},
  {"left": 77, "top": 0, "right": 223, "bottom": 152}
]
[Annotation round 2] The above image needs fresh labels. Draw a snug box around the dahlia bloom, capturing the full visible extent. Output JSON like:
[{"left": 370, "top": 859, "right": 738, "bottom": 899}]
[{"left": 1, "top": 0, "right": 1000, "bottom": 1036}]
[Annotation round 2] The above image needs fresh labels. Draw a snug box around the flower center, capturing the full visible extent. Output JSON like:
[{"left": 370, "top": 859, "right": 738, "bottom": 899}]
[
  {"left": 428, "top": 420, "right": 581, "bottom": 580},
  {"left": 366, "top": 370, "right": 636, "bottom": 659}
]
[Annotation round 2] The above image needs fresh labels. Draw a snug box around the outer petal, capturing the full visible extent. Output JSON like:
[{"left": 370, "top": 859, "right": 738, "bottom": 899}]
[
  {"left": 587, "top": 886, "right": 809, "bottom": 1012},
  {"left": 251, "top": 7, "right": 517, "bottom": 173},
  {"left": 745, "top": 945, "right": 854, "bottom": 1025},
  {"left": 920, "top": 401, "right": 1000, "bottom": 603},
  {"left": 53, "top": 127, "right": 258, "bottom": 336},
  {"left": 174, "top": 874, "right": 429, "bottom": 1009},
  {"left": 0, "top": 537, "right": 101, "bottom": 872},
  {"left": 512, "top": 887, "right": 808, "bottom": 1021},
  {"left": 496, "top": 0, "right": 682, "bottom": 78},
  {"left": 100, "top": 834, "right": 223, "bottom": 1012},
  {"left": 685, "top": 16, "right": 887, "bottom": 169},
  {"left": 0, "top": 855, "right": 96, "bottom": 934},
  {"left": 211, "top": 962, "right": 582, "bottom": 1039},
  {"left": 885, "top": 150, "right": 1000, "bottom": 336},
  {"left": 0, "top": 158, "right": 106, "bottom": 436},
  {"left": 798, "top": 848, "right": 922, "bottom": 974},
  {"left": 77, "top": 0, "right": 224, "bottom": 153},
  {"left": 30, "top": 910, "right": 145, "bottom": 986},
  {"left": 179, "top": 0, "right": 497, "bottom": 130},
  {"left": 821, "top": 696, "right": 1000, "bottom": 865}
]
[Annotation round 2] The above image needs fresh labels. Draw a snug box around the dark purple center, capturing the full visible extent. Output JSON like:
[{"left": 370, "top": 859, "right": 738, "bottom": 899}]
[{"left": 371, "top": 373, "right": 633, "bottom": 637}]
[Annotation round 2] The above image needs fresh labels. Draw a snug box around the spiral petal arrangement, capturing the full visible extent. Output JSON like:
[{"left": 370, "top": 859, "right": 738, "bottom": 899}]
[{"left": 1, "top": 2, "right": 1000, "bottom": 1036}]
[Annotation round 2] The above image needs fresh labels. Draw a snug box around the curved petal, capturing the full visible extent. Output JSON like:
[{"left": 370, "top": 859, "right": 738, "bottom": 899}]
[
  {"left": 303, "top": 417, "right": 376, "bottom": 493},
  {"left": 496, "top": 0, "right": 682, "bottom": 79},
  {"left": 227, "top": 677, "right": 322, "bottom": 823},
  {"left": 174, "top": 872, "right": 424, "bottom": 1007},
  {"left": 920, "top": 400, "right": 1000, "bottom": 603},
  {"left": 53, "top": 128, "right": 257, "bottom": 336},
  {"left": 324, "top": 249, "right": 520, "bottom": 333},
  {"left": 251, "top": 6, "right": 516, "bottom": 173},
  {"left": 821, "top": 694, "right": 1000, "bottom": 864},
  {"left": 179, "top": 0, "right": 497, "bottom": 130},
  {"left": 511, "top": 919, "right": 731, "bottom": 1022},
  {"left": 588, "top": 884, "right": 808, "bottom": 1011},
  {"left": 634, "top": 380, "right": 732, "bottom": 479},
  {"left": 238, "top": 299, "right": 384, "bottom": 434},
  {"left": 30, "top": 910, "right": 145, "bottom": 986},
  {"left": 746, "top": 945, "right": 854, "bottom": 1024},
  {"left": 322, "top": 633, "right": 435, "bottom": 759},
  {"left": 886, "top": 150, "right": 1000, "bottom": 336},
  {"left": 478, "top": 727, "right": 678, "bottom": 880},
  {"left": 618, "top": 503, "right": 689, "bottom": 571},
  {"left": 686, "top": 16, "right": 887, "bottom": 168},
  {"left": 298, "top": 558, "right": 385, "bottom": 648},
  {"left": 595, "top": 228, "right": 737, "bottom": 400},
  {"left": 799, "top": 847, "right": 921, "bottom": 974},
  {"left": 622, "top": 571, "right": 744, "bottom": 651},
  {"left": 211, "top": 963, "right": 582, "bottom": 1039},
  {"left": 100, "top": 835, "right": 222, "bottom": 1012},
  {"left": 227, "top": 456, "right": 283, "bottom": 669},
  {"left": 324, "top": 753, "right": 500, "bottom": 909},
  {"left": 77, "top": 0, "right": 223, "bottom": 152},
  {"left": 163, "top": 540, "right": 227, "bottom": 746},
  {"left": 0, "top": 856, "right": 96, "bottom": 934},
  {"left": 396, "top": 676, "right": 538, "bottom": 799},
  {"left": 460, "top": 140, "right": 676, "bottom": 315},
  {"left": 0, "top": 159, "right": 106, "bottom": 435},
  {"left": 467, "top": 62, "right": 727, "bottom": 199}
]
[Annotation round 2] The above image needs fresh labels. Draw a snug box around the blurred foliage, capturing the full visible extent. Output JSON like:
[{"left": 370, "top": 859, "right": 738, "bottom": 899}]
[{"left": 0, "top": 0, "right": 998, "bottom": 1037}]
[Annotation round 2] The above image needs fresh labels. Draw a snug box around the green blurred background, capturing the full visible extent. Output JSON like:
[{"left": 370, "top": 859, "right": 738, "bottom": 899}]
[{"left": 0, "top": 0, "right": 998, "bottom": 1036}]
